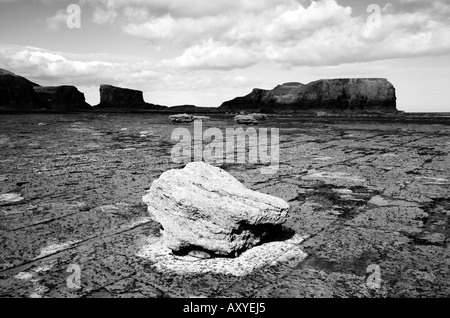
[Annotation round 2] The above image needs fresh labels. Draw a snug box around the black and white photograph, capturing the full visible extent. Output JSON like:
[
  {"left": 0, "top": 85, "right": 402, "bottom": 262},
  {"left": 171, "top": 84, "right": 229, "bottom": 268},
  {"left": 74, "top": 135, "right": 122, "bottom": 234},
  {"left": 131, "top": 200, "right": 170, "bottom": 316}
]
[{"left": 0, "top": 0, "right": 449, "bottom": 305}]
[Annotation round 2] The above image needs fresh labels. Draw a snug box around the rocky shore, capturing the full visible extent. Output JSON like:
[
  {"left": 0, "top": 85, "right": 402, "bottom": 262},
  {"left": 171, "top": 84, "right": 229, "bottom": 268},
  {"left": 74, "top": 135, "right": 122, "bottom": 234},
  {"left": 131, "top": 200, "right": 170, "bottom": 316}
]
[{"left": 0, "top": 113, "right": 448, "bottom": 297}]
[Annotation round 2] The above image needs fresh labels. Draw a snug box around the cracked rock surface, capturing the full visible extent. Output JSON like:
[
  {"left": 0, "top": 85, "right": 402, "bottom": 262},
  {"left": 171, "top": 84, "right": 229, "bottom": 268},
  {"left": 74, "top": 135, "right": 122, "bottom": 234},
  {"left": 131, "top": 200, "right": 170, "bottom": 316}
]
[{"left": 0, "top": 113, "right": 449, "bottom": 298}]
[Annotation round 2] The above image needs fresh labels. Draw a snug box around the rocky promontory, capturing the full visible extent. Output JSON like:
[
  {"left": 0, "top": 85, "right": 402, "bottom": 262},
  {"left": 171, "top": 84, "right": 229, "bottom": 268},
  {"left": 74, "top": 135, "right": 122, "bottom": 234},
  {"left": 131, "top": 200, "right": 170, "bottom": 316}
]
[
  {"left": 34, "top": 86, "right": 92, "bottom": 111},
  {"left": 95, "top": 84, "right": 167, "bottom": 110},
  {"left": 0, "top": 68, "right": 94, "bottom": 112},
  {"left": 0, "top": 69, "right": 40, "bottom": 110},
  {"left": 220, "top": 78, "right": 397, "bottom": 113}
]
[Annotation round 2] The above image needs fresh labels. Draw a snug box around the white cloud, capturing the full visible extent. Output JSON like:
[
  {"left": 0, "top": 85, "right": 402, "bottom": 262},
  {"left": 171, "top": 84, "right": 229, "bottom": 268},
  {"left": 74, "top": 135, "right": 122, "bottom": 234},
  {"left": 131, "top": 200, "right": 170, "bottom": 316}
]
[
  {"left": 0, "top": 45, "right": 119, "bottom": 85},
  {"left": 161, "top": 0, "right": 450, "bottom": 69},
  {"left": 166, "top": 40, "right": 260, "bottom": 70},
  {"left": 15, "top": 0, "right": 450, "bottom": 68},
  {"left": 68, "top": 0, "right": 449, "bottom": 69},
  {"left": 3, "top": 0, "right": 450, "bottom": 72},
  {"left": 92, "top": 5, "right": 118, "bottom": 25},
  {"left": 123, "top": 14, "right": 232, "bottom": 45}
]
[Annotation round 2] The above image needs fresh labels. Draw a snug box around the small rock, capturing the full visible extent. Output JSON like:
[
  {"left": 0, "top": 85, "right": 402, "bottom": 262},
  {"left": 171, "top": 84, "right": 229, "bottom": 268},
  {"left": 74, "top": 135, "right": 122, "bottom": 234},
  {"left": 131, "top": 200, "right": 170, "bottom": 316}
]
[
  {"left": 15, "top": 272, "right": 33, "bottom": 280},
  {"left": 234, "top": 115, "right": 259, "bottom": 125},
  {"left": 0, "top": 193, "right": 24, "bottom": 203},
  {"left": 35, "top": 240, "right": 80, "bottom": 259},
  {"left": 315, "top": 111, "right": 329, "bottom": 117},
  {"left": 368, "top": 195, "right": 390, "bottom": 206},
  {"left": 333, "top": 188, "right": 353, "bottom": 195},
  {"left": 77, "top": 202, "right": 92, "bottom": 212},
  {"left": 249, "top": 113, "right": 267, "bottom": 120},
  {"left": 303, "top": 171, "right": 366, "bottom": 183},
  {"left": 169, "top": 114, "right": 194, "bottom": 123}
]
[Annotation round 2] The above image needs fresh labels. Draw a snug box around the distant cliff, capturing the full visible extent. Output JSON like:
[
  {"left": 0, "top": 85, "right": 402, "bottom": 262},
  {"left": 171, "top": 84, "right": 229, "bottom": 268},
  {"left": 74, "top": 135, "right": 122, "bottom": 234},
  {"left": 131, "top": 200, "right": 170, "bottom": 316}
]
[
  {"left": 95, "top": 85, "right": 167, "bottom": 110},
  {"left": 0, "top": 68, "right": 93, "bottom": 111},
  {"left": 34, "top": 86, "right": 92, "bottom": 111},
  {"left": 1, "top": 70, "right": 399, "bottom": 115},
  {"left": 219, "top": 78, "right": 397, "bottom": 113}
]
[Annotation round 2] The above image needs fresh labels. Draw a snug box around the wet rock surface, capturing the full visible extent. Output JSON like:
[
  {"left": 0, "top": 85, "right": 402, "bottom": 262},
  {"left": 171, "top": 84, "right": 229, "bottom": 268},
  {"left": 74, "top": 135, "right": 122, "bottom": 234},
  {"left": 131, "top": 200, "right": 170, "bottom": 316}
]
[
  {"left": 0, "top": 113, "right": 449, "bottom": 298},
  {"left": 142, "top": 162, "right": 289, "bottom": 256}
]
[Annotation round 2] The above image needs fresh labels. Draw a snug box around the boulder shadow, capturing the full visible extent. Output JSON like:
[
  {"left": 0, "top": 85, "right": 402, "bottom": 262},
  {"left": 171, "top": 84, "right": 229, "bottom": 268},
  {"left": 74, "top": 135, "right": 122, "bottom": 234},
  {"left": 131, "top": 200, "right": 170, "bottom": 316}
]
[{"left": 172, "top": 223, "right": 296, "bottom": 259}]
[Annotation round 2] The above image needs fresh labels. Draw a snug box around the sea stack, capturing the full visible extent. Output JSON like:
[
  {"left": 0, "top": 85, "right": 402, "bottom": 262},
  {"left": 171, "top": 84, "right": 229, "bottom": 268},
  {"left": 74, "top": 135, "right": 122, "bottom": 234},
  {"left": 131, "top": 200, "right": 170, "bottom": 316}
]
[
  {"left": 96, "top": 84, "right": 167, "bottom": 110},
  {"left": 33, "top": 86, "right": 92, "bottom": 111}
]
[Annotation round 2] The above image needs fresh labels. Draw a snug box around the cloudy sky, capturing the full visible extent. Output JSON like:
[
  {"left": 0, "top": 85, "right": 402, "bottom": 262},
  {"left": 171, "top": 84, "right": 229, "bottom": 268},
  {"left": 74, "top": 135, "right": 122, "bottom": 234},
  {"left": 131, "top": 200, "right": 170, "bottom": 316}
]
[{"left": 0, "top": 0, "right": 449, "bottom": 111}]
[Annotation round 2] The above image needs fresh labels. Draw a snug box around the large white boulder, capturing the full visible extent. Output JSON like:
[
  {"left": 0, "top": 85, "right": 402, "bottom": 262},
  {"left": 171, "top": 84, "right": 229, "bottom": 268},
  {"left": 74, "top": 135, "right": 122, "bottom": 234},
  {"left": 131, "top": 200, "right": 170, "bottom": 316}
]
[{"left": 142, "top": 162, "right": 289, "bottom": 256}]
